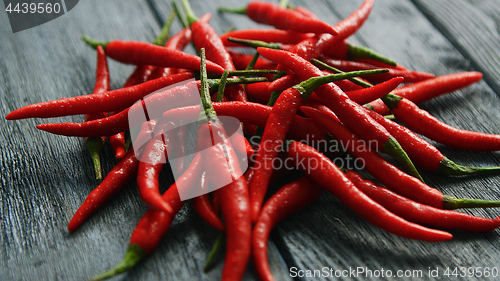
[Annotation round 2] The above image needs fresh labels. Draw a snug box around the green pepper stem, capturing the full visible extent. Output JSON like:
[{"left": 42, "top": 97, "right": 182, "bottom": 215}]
[
  {"left": 180, "top": 0, "right": 199, "bottom": 26},
  {"left": 90, "top": 244, "right": 147, "bottom": 281},
  {"left": 381, "top": 93, "right": 403, "bottom": 109},
  {"left": 206, "top": 76, "right": 268, "bottom": 89},
  {"left": 199, "top": 49, "right": 217, "bottom": 121},
  {"left": 204, "top": 232, "right": 225, "bottom": 272},
  {"left": 216, "top": 70, "right": 229, "bottom": 103},
  {"left": 172, "top": 0, "right": 189, "bottom": 28},
  {"left": 346, "top": 43, "right": 398, "bottom": 67},
  {"left": 443, "top": 195, "right": 500, "bottom": 210},
  {"left": 218, "top": 6, "right": 247, "bottom": 15},
  {"left": 437, "top": 157, "right": 500, "bottom": 176},
  {"left": 312, "top": 58, "right": 373, "bottom": 88},
  {"left": 152, "top": 10, "right": 176, "bottom": 46},
  {"left": 293, "top": 68, "right": 389, "bottom": 100},
  {"left": 86, "top": 137, "right": 104, "bottom": 181},
  {"left": 245, "top": 52, "right": 260, "bottom": 71},
  {"left": 227, "top": 69, "right": 286, "bottom": 76},
  {"left": 279, "top": 0, "right": 290, "bottom": 8},
  {"left": 227, "top": 37, "right": 282, "bottom": 50},
  {"left": 383, "top": 136, "right": 424, "bottom": 182},
  {"left": 81, "top": 36, "right": 109, "bottom": 50}
]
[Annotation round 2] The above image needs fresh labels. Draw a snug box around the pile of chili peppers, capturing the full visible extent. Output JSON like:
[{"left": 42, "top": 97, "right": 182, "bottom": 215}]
[{"left": 6, "top": 0, "right": 500, "bottom": 280}]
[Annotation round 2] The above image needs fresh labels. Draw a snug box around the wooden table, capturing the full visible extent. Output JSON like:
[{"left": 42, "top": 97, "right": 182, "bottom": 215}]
[{"left": 2, "top": 0, "right": 500, "bottom": 280}]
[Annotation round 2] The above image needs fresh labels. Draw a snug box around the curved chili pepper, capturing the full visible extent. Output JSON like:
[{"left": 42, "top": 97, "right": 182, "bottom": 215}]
[
  {"left": 363, "top": 107, "right": 500, "bottom": 175},
  {"left": 285, "top": 140, "right": 453, "bottom": 242},
  {"left": 368, "top": 71, "right": 483, "bottom": 115},
  {"left": 249, "top": 69, "right": 390, "bottom": 222},
  {"left": 91, "top": 153, "right": 204, "bottom": 280},
  {"left": 69, "top": 119, "right": 157, "bottom": 232},
  {"left": 68, "top": 148, "right": 139, "bottom": 232},
  {"left": 182, "top": 0, "right": 249, "bottom": 105},
  {"left": 257, "top": 47, "right": 423, "bottom": 181},
  {"left": 219, "top": 1, "right": 338, "bottom": 36},
  {"left": 191, "top": 192, "right": 224, "bottom": 231},
  {"left": 345, "top": 76, "right": 404, "bottom": 105},
  {"left": 319, "top": 55, "right": 434, "bottom": 83},
  {"left": 6, "top": 72, "right": 194, "bottom": 120},
  {"left": 253, "top": 176, "right": 322, "bottom": 281},
  {"left": 383, "top": 94, "right": 500, "bottom": 151},
  {"left": 81, "top": 36, "right": 225, "bottom": 75},
  {"left": 302, "top": 105, "right": 500, "bottom": 209},
  {"left": 136, "top": 121, "right": 177, "bottom": 214},
  {"left": 84, "top": 45, "right": 110, "bottom": 180},
  {"left": 316, "top": 0, "right": 374, "bottom": 55},
  {"left": 345, "top": 170, "right": 500, "bottom": 232}
]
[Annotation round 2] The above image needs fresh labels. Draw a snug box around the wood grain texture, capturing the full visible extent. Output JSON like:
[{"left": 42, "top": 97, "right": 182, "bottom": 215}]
[{"left": 2, "top": 0, "right": 500, "bottom": 280}]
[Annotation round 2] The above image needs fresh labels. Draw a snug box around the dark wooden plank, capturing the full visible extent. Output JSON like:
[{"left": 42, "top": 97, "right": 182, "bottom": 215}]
[
  {"left": 411, "top": 0, "right": 500, "bottom": 96},
  {"left": 3, "top": 0, "right": 500, "bottom": 280}
]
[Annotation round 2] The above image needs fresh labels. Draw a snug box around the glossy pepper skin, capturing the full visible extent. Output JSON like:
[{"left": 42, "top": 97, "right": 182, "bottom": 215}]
[
  {"left": 6, "top": 72, "right": 194, "bottom": 120},
  {"left": 223, "top": 1, "right": 338, "bottom": 36},
  {"left": 301, "top": 106, "right": 444, "bottom": 208},
  {"left": 253, "top": 176, "right": 322, "bottom": 281},
  {"left": 285, "top": 140, "right": 453, "bottom": 242},
  {"left": 257, "top": 47, "right": 422, "bottom": 181},
  {"left": 384, "top": 95, "right": 500, "bottom": 151},
  {"left": 367, "top": 71, "right": 483, "bottom": 115},
  {"left": 345, "top": 170, "right": 500, "bottom": 232},
  {"left": 67, "top": 148, "right": 139, "bottom": 232},
  {"left": 91, "top": 154, "right": 204, "bottom": 280}
]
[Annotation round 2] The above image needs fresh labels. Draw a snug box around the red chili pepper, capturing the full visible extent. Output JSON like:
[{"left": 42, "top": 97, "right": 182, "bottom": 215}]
[
  {"left": 249, "top": 69, "right": 387, "bottom": 221},
  {"left": 147, "top": 13, "right": 212, "bottom": 81},
  {"left": 36, "top": 100, "right": 327, "bottom": 145},
  {"left": 81, "top": 36, "right": 225, "bottom": 75},
  {"left": 363, "top": 108, "right": 500, "bottom": 175},
  {"left": 302, "top": 105, "right": 500, "bottom": 209},
  {"left": 345, "top": 76, "right": 404, "bottom": 105},
  {"left": 253, "top": 176, "right": 322, "bottom": 281},
  {"left": 257, "top": 47, "right": 422, "bottom": 181},
  {"left": 67, "top": 148, "right": 139, "bottom": 232},
  {"left": 6, "top": 72, "right": 194, "bottom": 120},
  {"left": 191, "top": 192, "right": 224, "bottom": 231},
  {"left": 318, "top": 56, "right": 434, "bottom": 83},
  {"left": 220, "top": 29, "right": 313, "bottom": 48},
  {"left": 84, "top": 45, "right": 110, "bottom": 180},
  {"left": 91, "top": 153, "right": 204, "bottom": 280},
  {"left": 383, "top": 94, "right": 500, "bottom": 151},
  {"left": 345, "top": 170, "right": 500, "bottom": 232},
  {"left": 136, "top": 121, "right": 178, "bottom": 214},
  {"left": 219, "top": 1, "right": 338, "bottom": 36},
  {"left": 285, "top": 140, "right": 453, "bottom": 242},
  {"left": 316, "top": 0, "right": 374, "bottom": 55},
  {"left": 69, "top": 118, "right": 156, "bottom": 232},
  {"left": 368, "top": 71, "right": 484, "bottom": 115},
  {"left": 245, "top": 82, "right": 273, "bottom": 104}
]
